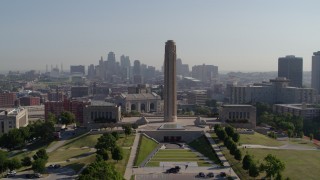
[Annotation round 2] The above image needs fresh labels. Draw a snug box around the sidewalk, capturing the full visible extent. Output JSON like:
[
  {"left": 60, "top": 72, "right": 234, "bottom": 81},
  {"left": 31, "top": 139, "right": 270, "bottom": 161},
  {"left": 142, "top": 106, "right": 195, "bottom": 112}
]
[
  {"left": 124, "top": 133, "right": 141, "bottom": 180},
  {"left": 205, "top": 133, "right": 240, "bottom": 179}
]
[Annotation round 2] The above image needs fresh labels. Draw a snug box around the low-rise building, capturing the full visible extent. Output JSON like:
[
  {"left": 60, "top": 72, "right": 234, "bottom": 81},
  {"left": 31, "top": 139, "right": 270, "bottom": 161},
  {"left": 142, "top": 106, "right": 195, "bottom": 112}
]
[
  {"left": 0, "top": 108, "right": 28, "bottom": 134},
  {"left": 83, "top": 101, "right": 121, "bottom": 129},
  {"left": 19, "top": 96, "right": 41, "bottom": 106},
  {"left": 0, "top": 92, "right": 17, "bottom": 108},
  {"left": 219, "top": 104, "right": 256, "bottom": 129},
  {"left": 229, "top": 77, "right": 316, "bottom": 104},
  {"left": 273, "top": 104, "right": 320, "bottom": 121},
  {"left": 187, "top": 90, "right": 208, "bottom": 106}
]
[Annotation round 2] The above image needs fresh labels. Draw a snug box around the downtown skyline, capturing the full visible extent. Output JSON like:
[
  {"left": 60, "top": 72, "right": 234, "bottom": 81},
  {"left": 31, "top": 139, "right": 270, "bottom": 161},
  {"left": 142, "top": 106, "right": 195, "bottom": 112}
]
[{"left": 1, "top": 0, "right": 320, "bottom": 72}]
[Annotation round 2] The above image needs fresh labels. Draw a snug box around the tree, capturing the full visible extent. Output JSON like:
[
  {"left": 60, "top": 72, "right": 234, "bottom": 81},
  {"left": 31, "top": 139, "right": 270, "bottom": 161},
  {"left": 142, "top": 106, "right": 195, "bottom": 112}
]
[
  {"left": 249, "top": 162, "right": 260, "bottom": 178},
  {"left": 97, "top": 148, "right": 109, "bottom": 161},
  {"left": 234, "top": 149, "right": 242, "bottom": 161},
  {"left": 214, "top": 124, "right": 221, "bottom": 132},
  {"left": 33, "top": 149, "right": 48, "bottom": 161},
  {"left": 242, "top": 154, "right": 253, "bottom": 170},
  {"left": 216, "top": 128, "right": 227, "bottom": 141},
  {"left": 0, "top": 150, "right": 8, "bottom": 173},
  {"left": 6, "top": 158, "right": 21, "bottom": 171},
  {"left": 260, "top": 154, "right": 285, "bottom": 179},
  {"left": 95, "top": 133, "right": 116, "bottom": 151},
  {"left": 21, "top": 156, "right": 32, "bottom": 167},
  {"left": 47, "top": 112, "right": 57, "bottom": 123},
  {"left": 232, "top": 133, "right": 240, "bottom": 142},
  {"left": 79, "top": 159, "right": 123, "bottom": 180},
  {"left": 123, "top": 125, "right": 132, "bottom": 137},
  {"left": 32, "top": 158, "right": 46, "bottom": 173},
  {"left": 225, "top": 126, "right": 235, "bottom": 137},
  {"left": 60, "top": 111, "right": 76, "bottom": 125},
  {"left": 309, "top": 133, "right": 314, "bottom": 141},
  {"left": 205, "top": 99, "right": 217, "bottom": 107},
  {"left": 229, "top": 143, "right": 237, "bottom": 155},
  {"left": 111, "top": 131, "right": 119, "bottom": 140},
  {"left": 111, "top": 146, "right": 123, "bottom": 162},
  {"left": 287, "top": 129, "right": 293, "bottom": 138}
]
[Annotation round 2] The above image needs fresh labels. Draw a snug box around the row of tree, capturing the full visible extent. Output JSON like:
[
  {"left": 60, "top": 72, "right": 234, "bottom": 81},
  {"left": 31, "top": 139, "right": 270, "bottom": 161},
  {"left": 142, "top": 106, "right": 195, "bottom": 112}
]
[
  {"left": 214, "top": 125, "right": 242, "bottom": 161},
  {"left": 0, "top": 120, "right": 55, "bottom": 150},
  {"left": 256, "top": 102, "right": 304, "bottom": 138},
  {"left": 95, "top": 132, "right": 123, "bottom": 162},
  {"left": 80, "top": 125, "right": 136, "bottom": 179},
  {"left": 0, "top": 149, "right": 48, "bottom": 175}
]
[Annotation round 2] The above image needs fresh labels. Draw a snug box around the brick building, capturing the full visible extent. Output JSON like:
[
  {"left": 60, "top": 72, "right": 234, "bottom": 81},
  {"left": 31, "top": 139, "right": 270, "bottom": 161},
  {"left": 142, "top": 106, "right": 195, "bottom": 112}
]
[{"left": 0, "top": 92, "right": 17, "bottom": 108}]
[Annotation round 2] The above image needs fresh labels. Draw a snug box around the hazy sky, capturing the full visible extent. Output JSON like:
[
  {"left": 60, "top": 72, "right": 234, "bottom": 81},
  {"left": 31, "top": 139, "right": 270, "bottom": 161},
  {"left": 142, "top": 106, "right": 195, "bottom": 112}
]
[{"left": 1, "top": 0, "right": 320, "bottom": 73}]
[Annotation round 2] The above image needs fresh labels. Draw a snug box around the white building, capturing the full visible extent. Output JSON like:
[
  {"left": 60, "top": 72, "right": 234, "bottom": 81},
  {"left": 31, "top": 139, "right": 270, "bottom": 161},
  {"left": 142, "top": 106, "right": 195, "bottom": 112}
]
[{"left": 0, "top": 108, "right": 28, "bottom": 134}]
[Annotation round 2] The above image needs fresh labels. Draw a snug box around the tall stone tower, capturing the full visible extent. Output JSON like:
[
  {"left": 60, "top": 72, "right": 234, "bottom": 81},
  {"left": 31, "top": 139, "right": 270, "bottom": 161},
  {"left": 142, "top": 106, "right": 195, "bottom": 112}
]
[{"left": 164, "top": 40, "right": 177, "bottom": 122}]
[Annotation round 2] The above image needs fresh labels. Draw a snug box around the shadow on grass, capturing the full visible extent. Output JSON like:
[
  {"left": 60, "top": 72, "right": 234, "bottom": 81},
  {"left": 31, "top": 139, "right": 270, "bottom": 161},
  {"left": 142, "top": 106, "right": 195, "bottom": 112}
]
[{"left": 65, "top": 162, "right": 86, "bottom": 174}]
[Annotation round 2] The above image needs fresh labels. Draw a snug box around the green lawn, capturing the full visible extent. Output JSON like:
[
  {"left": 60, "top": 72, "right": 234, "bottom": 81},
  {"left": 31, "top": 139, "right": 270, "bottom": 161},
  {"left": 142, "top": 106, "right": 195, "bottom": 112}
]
[
  {"left": 287, "top": 138, "right": 319, "bottom": 148},
  {"left": 241, "top": 149, "right": 320, "bottom": 180},
  {"left": 48, "top": 148, "right": 91, "bottom": 162},
  {"left": 134, "top": 135, "right": 158, "bottom": 166},
  {"left": 63, "top": 134, "right": 101, "bottom": 149},
  {"left": 188, "top": 135, "right": 222, "bottom": 165},
  {"left": 215, "top": 132, "right": 320, "bottom": 180},
  {"left": 146, "top": 149, "right": 210, "bottom": 167},
  {"left": 239, "top": 132, "right": 284, "bottom": 146},
  {"left": 50, "top": 133, "right": 135, "bottom": 175}
]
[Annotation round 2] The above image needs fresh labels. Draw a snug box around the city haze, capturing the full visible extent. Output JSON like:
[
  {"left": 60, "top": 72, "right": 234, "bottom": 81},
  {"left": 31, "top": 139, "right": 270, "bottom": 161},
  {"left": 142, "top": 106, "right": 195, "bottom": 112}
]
[{"left": 1, "top": 0, "right": 320, "bottom": 72}]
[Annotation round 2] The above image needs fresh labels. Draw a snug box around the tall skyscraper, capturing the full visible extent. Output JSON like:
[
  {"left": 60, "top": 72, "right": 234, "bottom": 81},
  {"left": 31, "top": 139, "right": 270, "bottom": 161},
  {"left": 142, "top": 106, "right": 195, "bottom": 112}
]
[
  {"left": 312, "top": 51, "right": 320, "bottom": 94},
  {"left": 164, "top": 40, "right": 177, "bottom": 122},
  {"left": 278, "top": 55, "right": 303, "bottom": 87}
]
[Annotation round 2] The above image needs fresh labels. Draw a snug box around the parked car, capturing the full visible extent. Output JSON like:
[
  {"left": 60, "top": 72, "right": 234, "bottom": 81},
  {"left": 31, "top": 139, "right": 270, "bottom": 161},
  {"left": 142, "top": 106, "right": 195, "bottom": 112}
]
[
  {"left": 54, "top": 164, "right": 61, "bottom": 168},
  {"left": 196, "top": 172, "right": 206, "bottom": 178},
  {"left": 166, "top": 166, "right": 180, "bottom": 173},
  {"left": 25, "top": 174, "right": 34, "bottom": 179},
  {"left": 34, "top": 173, "right": 42, "bottom": 178},
  {"left": 207, "top": 172, "right": 214, "bottom": 178},
  {"left": 220, "top": 172, "right": 226, "bottom": 177}
]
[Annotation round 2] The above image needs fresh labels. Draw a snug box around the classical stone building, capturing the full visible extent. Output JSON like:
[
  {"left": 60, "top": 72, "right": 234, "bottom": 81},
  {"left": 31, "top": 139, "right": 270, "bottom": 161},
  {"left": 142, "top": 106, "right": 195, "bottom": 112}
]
[
  {"left": 83, "top": 101, "right": 121, "bottom": 129},
  {"left": 219, "top": 105, "right": 256, "bottom": 129},
  {"left": 115, "top": 93, "right": 162, "bottom": 113}
]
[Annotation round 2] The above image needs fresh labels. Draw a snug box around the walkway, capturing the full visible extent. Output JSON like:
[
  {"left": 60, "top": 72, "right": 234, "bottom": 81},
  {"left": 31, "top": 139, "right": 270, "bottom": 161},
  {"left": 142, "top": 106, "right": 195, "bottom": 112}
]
[
  {"left": 124, "top": 133, "right": 141, "bottom": 180},
  {"left": 240, "top": 144, "right": 319, "bottom": 151},
  {"left": 205, "top": 133, "right": 240, "bottom": 179}
]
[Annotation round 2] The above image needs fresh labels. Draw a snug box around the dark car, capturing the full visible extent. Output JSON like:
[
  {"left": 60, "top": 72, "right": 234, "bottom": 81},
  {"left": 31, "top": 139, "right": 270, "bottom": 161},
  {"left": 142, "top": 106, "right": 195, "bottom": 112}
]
[
  {"left": 220, "top": 172, "right": 227, "bottom": 177},
  {"left": 196, "top": 172, "right": 206, "bottom": 178},
  {"left": 166, "top": 166, "right": 180, "bottom": 173},
  {"left": 207, "top": 172, "right": 214, "bottom": 178},
  {"left": 25, "top": 174, "right": 35, "bottom": 179},
  {"left": 54, "top": 164, "right": 61, "bottom": 168}
]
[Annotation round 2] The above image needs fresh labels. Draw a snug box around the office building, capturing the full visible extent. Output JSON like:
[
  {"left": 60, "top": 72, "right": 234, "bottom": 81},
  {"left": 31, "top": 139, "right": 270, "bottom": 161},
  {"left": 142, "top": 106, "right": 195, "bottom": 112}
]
[
  {"left": 278, "top": 55, "right": 303, "bottom": 87},
  {"left": 0, "top": 92, "right": 17, "bottom": 108},
  {"left": 229, "top": 77, "right": 316, "bottom": 105},
  {"left": 70, "top": 65, "right": 85, "bottom": 75},
  {"left": 273, "top": 104, "right": 320, "bottom": 121},
  {"left": 192, "top": 64, "right": 218, "bottom": 82},
  {"left": 164, "top": 40, "right": 177, "bottom": 122},
  {"left": 71, "top": 86, "right": 89, "bottom": 98},
  {"left": 312, "top": 51, "right": 320, "bottom": 94}
]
